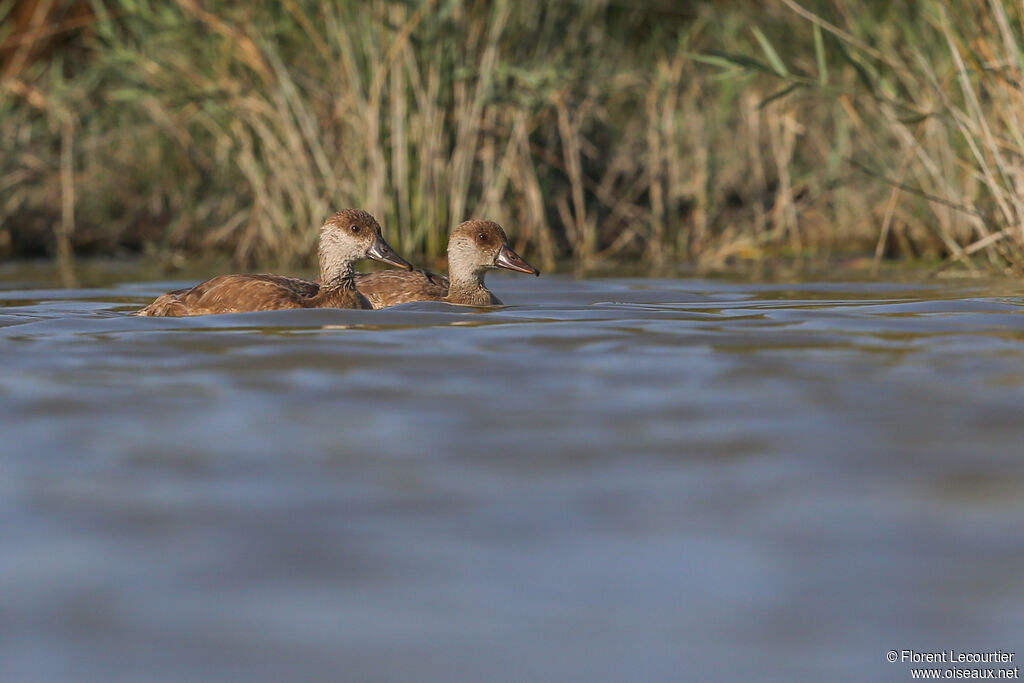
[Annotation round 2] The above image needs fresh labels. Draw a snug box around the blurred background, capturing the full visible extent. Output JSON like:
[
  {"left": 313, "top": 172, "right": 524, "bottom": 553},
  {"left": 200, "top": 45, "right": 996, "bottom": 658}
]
[{"left": 4, "top": 0, "right": 1024, "bottom": 278}]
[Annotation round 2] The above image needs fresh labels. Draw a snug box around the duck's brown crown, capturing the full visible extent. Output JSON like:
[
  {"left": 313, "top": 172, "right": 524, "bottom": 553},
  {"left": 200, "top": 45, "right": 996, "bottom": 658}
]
[{"left": 322, "top": 208, "right": 381, "bottom": 234}]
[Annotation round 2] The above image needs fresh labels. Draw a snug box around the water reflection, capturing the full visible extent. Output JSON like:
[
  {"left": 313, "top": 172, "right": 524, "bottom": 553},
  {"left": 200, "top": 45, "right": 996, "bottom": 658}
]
[{"left": 1, "top": 271, "right": 1022, "bottom": 682}]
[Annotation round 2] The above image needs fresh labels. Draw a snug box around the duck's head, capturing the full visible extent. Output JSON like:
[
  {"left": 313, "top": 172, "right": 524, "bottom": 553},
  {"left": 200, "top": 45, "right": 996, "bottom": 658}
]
[
  {"left": 319, "top": 209, "right": 412, "bottom": 273},
  {"left": 448, "top": 220, "right": 540, "bottom": 276}
]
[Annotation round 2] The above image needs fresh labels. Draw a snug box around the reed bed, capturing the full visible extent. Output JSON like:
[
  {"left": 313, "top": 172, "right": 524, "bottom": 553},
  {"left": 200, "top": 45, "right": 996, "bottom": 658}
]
[
  {"left": 1, "top": 1, "right": 1021, "bottom": 274},
  {"left": 720, "top": 0, "right": 1024, "bottom": 274}
]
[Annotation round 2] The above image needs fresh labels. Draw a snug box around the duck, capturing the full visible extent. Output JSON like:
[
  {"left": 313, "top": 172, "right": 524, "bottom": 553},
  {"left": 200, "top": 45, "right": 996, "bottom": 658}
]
[
  {"left": 136, "top": 209, "right": 412, "bottom": 316},
  {"left": 354, "top": 219, "right": 539, "bottom": 308}
]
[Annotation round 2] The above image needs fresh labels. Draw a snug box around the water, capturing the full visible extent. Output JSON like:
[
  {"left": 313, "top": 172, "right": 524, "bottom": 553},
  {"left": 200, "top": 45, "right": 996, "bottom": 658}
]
[{"left": 2, "top": 265, "right": 1023, "bottom": 682}]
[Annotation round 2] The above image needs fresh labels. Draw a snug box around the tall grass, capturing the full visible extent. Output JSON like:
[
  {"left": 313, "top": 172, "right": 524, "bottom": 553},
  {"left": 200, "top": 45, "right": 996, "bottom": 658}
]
[
  {"left": 719, "top": 0, "right": 1024, "bottom": 273},
  {"left": 4, "top": 0, "right": 1023, "bottom": 274}
]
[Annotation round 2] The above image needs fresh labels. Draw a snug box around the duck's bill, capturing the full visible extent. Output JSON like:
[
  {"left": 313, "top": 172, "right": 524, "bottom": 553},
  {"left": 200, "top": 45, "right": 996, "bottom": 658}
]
[
  {"left": 495, "top": 244, "right": 540, "bottom": 276},
  {"left": 368, "top": 236, "right": 413, "bottom": 270}
]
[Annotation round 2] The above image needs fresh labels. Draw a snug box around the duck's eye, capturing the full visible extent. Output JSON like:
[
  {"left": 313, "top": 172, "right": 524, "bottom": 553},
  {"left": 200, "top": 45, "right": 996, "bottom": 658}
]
[
  {"left": 350, "top": 225, "right": 362, "bottom": 234},
  {"left": 477, "top": 232, "right": 487, "bottom": 241}
]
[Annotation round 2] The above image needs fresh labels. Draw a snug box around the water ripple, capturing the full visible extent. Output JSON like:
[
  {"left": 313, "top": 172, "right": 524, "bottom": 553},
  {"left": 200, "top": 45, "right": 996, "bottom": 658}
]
[{"left": 1, "top": 274, "right": 1022, "bottom": 682}]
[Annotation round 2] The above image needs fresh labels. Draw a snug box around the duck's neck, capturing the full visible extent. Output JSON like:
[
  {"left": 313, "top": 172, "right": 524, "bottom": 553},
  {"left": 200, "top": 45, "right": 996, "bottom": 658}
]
[
  {"left": 447, "top": 258, "right": 487, "bottom": 295},
  {"left": 319, "top": 249, "right": 357, "bottom": 291},
  {"left": 446, "top": 258, "right": 493, "bottom": 305},
  {"left": 311, "top": 254, "right": 370, "bottom": 308}
]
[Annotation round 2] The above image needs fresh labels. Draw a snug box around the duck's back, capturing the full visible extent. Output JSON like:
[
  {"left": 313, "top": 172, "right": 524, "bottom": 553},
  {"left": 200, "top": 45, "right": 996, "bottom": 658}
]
[
  {"left": 355, "top": 269, "right": 449, "bottom": 309},
  {"left": 138, "top": 274, "right": 324, "bottom": 316}
]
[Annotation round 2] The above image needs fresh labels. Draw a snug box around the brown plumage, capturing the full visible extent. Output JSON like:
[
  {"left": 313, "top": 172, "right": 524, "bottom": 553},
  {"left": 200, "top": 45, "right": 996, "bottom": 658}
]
[
  {"left": 136, "top": 209, "right": 411, "bottom": 316},
  {"left": 355, "top": 220, "right": 539, "bottom": 308}
]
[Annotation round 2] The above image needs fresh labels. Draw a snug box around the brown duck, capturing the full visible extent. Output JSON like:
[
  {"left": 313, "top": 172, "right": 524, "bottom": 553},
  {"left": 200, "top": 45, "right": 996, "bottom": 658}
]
[
  {"left": 355, "top": 219, "right": 539, "bottom": 308},
  {"left": 136, "top": 209, "right": 411, "bottom": 316}
]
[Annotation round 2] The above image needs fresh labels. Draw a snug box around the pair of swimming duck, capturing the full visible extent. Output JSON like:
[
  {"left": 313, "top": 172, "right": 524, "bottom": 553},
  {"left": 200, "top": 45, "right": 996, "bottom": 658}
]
[{"left": 137, "top": 209, "right": 539, "bottom": 316}]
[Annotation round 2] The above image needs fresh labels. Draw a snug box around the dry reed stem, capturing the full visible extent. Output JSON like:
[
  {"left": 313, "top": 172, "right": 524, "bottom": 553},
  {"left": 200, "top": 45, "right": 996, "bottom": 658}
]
[{"left": 57, "top": 116, "right": 77, "bottom": 287}]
